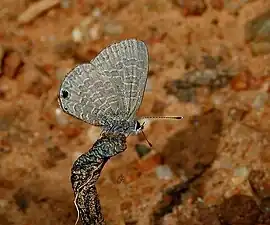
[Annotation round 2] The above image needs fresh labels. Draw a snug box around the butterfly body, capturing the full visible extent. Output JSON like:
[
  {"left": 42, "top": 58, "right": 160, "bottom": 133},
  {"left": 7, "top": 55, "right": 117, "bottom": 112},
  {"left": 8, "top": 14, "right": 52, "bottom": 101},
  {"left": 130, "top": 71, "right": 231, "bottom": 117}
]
[{"left": 101, "top": 119, "right": 143, "bottom": 136}]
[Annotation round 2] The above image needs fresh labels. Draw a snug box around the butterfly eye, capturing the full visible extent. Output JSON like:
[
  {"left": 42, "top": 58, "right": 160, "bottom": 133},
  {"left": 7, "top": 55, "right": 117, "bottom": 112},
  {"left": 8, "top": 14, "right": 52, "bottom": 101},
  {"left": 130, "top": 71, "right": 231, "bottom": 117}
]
[
  {"left": 62, "top": 90, "right": 69, "bottom": 99},
  {"left": 135, "top": 121, "right": 144, "bottom": 132},
  {"left": 135, "top": 121, "right": 141, "bottom": 131}
]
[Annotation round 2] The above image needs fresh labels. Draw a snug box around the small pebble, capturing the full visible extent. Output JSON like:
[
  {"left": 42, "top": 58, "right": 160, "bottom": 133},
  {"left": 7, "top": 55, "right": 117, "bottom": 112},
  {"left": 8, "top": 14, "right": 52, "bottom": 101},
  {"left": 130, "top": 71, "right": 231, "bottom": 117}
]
[
  {"left": 48, "top": 35, "right": 56, "bottom": 42},
  {"left": 88, "top": 24, "right": 101, "bottom": 41},
  {"left": 210, "top": 0, "right": 224, "bottom": 11},
  {"left": 103, "top": 23, "right": 123, "bottom": 36},
  {"left": 0, "top": 199, "right": 8, "bottom": 209},
  {"left": 135, "top": 144, "right": 151, "bottom": 158},
  {"left": 61, "top": 0, "right": 72, "bottom": 9},
  {"left": 234, "top": 166, "right": 249, "bottom": 177},
  {"left": 230, "top": 70, "right": 249, "bottom": 91},
  {"left": 72, "top": 27, "right": 83, "bottom": 43},
  {"left": 92, "top": 8, "right": 101, "bottom": 17},
  {"left": 174, "top": 0, "right": 207, "bottom": 16},
  {"left": 87, "top": 126, "right": 101, "bottom": 143},
  {"left": 55, "top": 108, "right": 68, "bottom": 126},
  {"left": 252, "top": 92, "right": 268, "bottom": 112},
  {"left": 215, "top": 155, "right": 233, "bottom": 169},
  {"left": 80, "top": 16, "right": 93, "bottom": 28},
  {"left": 232, "top": 166, "right": 249, "bottom": 183},
  {"left": 155, "top": 164, "right": 173, "bottom": 180},
  {"left": 211, "top": 93, "right": 225, "bottom": 106}
]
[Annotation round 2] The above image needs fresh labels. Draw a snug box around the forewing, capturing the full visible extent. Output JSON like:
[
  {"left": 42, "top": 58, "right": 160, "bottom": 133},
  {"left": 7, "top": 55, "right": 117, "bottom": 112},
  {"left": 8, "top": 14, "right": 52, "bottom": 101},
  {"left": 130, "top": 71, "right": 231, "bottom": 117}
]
[
  {"left": 90, "top": 39, "right": 149, "bottom": 120},
  {"left": 59, "top": 63, "right": 122, "bottom": 125}
]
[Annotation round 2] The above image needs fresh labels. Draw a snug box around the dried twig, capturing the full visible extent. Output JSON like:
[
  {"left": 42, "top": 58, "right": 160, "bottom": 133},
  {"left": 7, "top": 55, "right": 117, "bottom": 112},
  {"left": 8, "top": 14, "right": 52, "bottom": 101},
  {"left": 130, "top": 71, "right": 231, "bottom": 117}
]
[
  {"left": 17, "top": 0, "right": 61, "bottom": 24},
  {"left": 71, "top": 133, "right": 127, "bottom": 225}
]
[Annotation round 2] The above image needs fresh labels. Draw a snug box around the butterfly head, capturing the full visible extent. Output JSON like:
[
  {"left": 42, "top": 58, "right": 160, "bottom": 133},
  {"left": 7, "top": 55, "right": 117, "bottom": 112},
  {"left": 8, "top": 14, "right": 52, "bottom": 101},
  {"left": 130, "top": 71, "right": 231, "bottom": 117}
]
[
  {"left": 134, "top": 119, "right": 152, "bottom": 147},
  {"left": 134, "top": 120, "right": 145, "bottom": 135}
]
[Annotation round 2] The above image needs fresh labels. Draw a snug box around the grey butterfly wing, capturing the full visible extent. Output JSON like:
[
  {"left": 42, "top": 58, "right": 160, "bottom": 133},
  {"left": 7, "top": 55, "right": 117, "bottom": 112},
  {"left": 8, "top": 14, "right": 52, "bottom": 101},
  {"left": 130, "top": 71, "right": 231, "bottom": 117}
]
[
  {"left": 90, "top": 39, "right": 149, "bottom": 121},
  {"left": 59, "top": 63, "right": 122, "bottom": 126}
]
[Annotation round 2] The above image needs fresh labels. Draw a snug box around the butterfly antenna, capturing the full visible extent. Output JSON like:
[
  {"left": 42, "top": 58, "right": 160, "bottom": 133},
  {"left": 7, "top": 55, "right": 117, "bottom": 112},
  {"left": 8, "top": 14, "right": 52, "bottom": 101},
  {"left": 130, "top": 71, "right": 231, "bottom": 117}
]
[
  {"left": 140, "top": 116, "right": 183, "bottom": 148},
  {"left": 142, "top": 116, "right": 184, "bottom": 120}
]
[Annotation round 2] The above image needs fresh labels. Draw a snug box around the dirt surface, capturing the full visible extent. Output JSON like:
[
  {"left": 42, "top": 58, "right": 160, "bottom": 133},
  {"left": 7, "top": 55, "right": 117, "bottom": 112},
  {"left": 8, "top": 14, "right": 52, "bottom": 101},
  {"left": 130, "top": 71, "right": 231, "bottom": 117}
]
[{"left": 1, "top": 0, "right": 270, "bottom": 225}]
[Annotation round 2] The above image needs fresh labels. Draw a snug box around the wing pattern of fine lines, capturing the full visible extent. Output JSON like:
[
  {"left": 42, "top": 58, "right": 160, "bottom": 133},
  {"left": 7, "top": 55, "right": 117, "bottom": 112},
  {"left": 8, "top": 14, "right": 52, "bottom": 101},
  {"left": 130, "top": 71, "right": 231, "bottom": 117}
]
[
  {"left": 91, "top": 39, "right": 148, "bottom": 120},
  {"left": 59, "top": 39, "right": 148, "bottom": 126},
  {"left": 59, "top": 63, "right": 121, "bottom": 126}
]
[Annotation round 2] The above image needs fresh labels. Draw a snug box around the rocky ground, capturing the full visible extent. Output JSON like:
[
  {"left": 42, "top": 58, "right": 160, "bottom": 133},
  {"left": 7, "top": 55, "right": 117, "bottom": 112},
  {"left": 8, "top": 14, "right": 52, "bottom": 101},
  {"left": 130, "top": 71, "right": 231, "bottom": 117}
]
[{"left": 0, "top": 0, "right": 270, "bottom": 225}]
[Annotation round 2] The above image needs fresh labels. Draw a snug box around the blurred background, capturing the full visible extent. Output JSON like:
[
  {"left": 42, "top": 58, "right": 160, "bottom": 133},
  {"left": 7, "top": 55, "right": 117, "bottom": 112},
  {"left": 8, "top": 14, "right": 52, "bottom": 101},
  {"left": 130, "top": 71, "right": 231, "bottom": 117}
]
[{"left": 0, "top": 0, "right": 270, "bottom": 224}]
